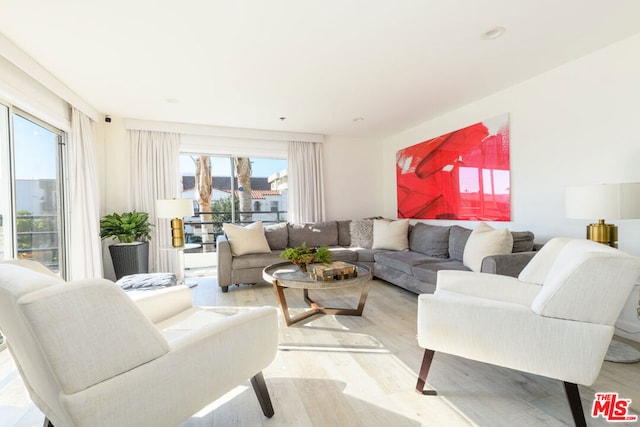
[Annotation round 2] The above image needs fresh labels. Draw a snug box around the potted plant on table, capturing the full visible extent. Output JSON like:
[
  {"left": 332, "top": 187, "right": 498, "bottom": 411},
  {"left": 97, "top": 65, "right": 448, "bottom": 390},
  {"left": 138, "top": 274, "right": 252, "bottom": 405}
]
[
  {"left": 100, "top": 211, "right": 154, "bottom": 279},
  {"left": 280, "top": 242, "right": 332, "bottom": 273}
]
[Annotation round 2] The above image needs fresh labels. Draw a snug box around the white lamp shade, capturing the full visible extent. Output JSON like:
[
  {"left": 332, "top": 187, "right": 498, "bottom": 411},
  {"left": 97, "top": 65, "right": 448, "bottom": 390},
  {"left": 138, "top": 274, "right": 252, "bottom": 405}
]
[
  {"left": 565, "top": 183, "right": 640, "bottom": 220},
  {"left": 156, "top": 199, "right": 195, "bottom": 219}
]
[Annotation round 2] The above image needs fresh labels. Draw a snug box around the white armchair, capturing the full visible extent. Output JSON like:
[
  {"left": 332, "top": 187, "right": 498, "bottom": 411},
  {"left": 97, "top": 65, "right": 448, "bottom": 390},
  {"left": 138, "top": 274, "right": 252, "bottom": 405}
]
[
  {"left": 0, "top": 259, "right": 279, "bottom": 427},
  {"left": 416, "top": 238, "right": 640, "bottom": 427}
]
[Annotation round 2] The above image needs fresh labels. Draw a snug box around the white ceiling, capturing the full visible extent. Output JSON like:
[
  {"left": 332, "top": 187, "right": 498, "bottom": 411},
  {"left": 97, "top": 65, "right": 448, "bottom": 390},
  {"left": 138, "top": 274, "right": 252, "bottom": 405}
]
[{"left": 1, "top": 1, "right": 640, "bottom": 138}]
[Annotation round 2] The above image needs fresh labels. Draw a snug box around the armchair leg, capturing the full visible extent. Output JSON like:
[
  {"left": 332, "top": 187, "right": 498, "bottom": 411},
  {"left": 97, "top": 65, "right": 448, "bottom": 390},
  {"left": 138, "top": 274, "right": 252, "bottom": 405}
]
[
  {"left": 221, "top": 286, "right": 229, "bottom": 293},
  {"left": 43, "top": 418, "right": 54, "bottom": 427},
  {"left": 415, "top": 349, "right": 437, "bottom": 395},
  {"left": 250, "top": 372, "right": 274, "bottom": 418},
  {"left": 563, "top": 382, "right": 586, "bottom": 427}
]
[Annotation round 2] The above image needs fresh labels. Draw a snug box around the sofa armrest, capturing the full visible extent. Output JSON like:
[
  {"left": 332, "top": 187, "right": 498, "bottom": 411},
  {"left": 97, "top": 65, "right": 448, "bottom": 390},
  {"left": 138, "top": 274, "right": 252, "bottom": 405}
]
[
  {"left": 481, "top": 251, "right": 538, "bottom": 278},
  {"left": 436, "top": 270, "right": 540, "bottom": 305},
  {"left": 130, "top": 285, "right": 193, "bottom": 324},
  {"left": 216, "top": 234, "right": 232, "bottom": 287}
]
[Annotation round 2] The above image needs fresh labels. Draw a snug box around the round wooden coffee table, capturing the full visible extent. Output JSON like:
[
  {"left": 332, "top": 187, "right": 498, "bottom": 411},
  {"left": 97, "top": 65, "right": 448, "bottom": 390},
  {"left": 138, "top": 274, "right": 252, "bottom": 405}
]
[{"left": 262, "top": 262, "right": 372, "bottom": 326}]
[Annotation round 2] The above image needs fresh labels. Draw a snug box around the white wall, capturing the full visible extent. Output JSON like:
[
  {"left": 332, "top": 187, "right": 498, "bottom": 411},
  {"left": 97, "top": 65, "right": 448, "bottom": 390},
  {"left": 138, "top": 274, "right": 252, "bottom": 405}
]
[
  {"left": 96, "top": 116, "right": 130, "bottom": 280},
  {"left": 382, "top": 33, "right": 640, "bottom": 341},
  {"left": 322, "top": 135, "right": 385, "bottom": 221},
  {"left": 98, "top": 116, "right": 130, "bottom": 215},
  {"left": 96, "top": 33, "right": 640, "bottom": 255},
  {"left": 97, "top": 127, "right": 386, "bottom": 222},
  {"left": 383, "top": 32, "right": 640, "bottom": 255}
]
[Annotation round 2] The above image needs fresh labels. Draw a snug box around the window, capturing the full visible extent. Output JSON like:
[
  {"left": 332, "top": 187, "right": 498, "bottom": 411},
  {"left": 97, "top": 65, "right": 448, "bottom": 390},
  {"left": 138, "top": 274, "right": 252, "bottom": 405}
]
[
  {"left": 179, "top": 154, "right": 287, "bottom": 252},
  {"left": 0, "top": 104, "right": 68, "bottom": 275}
]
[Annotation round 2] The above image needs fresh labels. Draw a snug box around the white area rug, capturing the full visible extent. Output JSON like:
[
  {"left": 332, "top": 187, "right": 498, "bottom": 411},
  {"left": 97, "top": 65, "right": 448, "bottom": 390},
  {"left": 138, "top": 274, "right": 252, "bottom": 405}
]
[{"left": 605, "top": 339, "right": 640, "bottom": 363}]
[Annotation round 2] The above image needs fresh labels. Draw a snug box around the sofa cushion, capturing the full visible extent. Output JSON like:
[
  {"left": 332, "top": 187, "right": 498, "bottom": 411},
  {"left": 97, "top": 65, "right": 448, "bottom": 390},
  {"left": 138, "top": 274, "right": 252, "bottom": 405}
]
[
  {"left": 448, "top": 225, "right": 472, "bottom": 261},
  {"left": 288, "top": 222, "right": 338, "bottom": 247},
  {"left": 222, "top": 221, "right": 271, "bottom": 256},
  {"left": 511, "top": 231, "right": 535, "bottom": 253},
  {"left": 337, "top": 220, "right": 352, "bottom": 246},
  {"left": 463, "top": 222, "right": 514, "bottom": 272},
  {"left": 372, "top": 219, "right": 410, "bottom": 251},
  {"left": 327, "top": 246, "right": 358, "bottom": 262},
  {"left": 412, "top": 261, "right": 471, "bottom": 284},
  {"left": 350, "top": 219, "right": 373, "bottom": 249},
  {"left": 374, "top": 251, "right": 443, "bottom": 275},
  {"left": 409, "top": 223, "right": 450, "bottom": 258},
  {"left": 264, "top": 222, "right": 288, "bottom": 250},
  {"left": 354, "top": 248, "right": 388, "bottom": 263},
  {"left": 18, "top": 280, "right": 170, "bottom": 394}
]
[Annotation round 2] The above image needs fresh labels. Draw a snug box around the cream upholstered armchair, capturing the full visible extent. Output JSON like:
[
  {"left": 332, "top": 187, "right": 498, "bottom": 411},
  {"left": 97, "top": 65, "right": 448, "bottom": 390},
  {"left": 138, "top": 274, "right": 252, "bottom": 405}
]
[
  {"left": 0, "top": 259, "right": 279, "bottom": 427},
  {"left": 416, "top": 238, "right": 640, "bottom": 427}
]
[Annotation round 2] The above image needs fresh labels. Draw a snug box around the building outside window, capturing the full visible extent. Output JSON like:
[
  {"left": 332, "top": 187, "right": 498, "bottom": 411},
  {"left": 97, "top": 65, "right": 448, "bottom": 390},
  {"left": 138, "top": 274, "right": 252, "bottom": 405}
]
[{"left": 179, "top": 154, "right": 287, "bottom": 253}]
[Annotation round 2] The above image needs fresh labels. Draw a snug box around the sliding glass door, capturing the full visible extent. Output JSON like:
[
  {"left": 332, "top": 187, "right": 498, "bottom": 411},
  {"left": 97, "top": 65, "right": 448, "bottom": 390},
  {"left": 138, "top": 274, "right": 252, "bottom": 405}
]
[
  {"left": 0, "top": 104, "right": 67, "bottom": 276},
  {"left": 179, "top": 154, "right": 288, "bottom": 252}
]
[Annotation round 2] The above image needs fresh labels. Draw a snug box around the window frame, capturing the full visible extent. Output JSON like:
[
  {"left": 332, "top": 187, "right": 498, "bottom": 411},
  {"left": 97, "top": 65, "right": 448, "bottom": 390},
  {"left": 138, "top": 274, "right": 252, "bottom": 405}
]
[{"left": 0, "top": 102, "right": 69, "bottom": 278}]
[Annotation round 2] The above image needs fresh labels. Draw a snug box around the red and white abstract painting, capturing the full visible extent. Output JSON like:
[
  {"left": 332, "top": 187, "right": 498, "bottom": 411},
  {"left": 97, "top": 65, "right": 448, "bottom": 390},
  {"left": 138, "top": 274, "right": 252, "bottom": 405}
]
[{"left": 396, "top": 114, "right": 510, "bottom": 221}]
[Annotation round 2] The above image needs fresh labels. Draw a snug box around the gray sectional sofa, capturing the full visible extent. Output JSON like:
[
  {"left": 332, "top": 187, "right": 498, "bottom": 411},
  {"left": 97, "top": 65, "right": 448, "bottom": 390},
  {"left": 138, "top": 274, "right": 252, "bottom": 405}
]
[{"left": 216, "top": 220, "right": 538, "bottom": 294}]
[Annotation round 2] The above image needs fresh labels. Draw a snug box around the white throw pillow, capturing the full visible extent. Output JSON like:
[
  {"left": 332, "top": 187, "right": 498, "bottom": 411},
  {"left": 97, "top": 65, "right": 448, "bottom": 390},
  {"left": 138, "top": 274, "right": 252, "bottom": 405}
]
[
  {"left": 463, "top": 222, "right": 513, "bottom": 272},
  {"left": 372, "top": 219, "right": 410, "bottom": 251},
  {"left": 222, "top": 221, "right": 271, "bottom": 256}
]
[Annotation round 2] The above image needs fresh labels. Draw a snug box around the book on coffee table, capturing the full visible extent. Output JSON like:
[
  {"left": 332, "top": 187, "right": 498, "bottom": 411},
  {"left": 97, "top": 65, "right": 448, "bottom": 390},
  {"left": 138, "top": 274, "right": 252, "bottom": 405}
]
[{"left": 309, "top": 261, "right": 358, "bottom": 281}]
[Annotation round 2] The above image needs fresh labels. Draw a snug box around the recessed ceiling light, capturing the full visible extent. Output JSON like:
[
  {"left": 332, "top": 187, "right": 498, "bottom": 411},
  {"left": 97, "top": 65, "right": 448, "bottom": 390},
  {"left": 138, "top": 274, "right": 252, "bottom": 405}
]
[
  {"left": 164, "top": 98, "right": 179, "bottom": 104},
  {"left": 353, "top": 117, "right": 364, "bottom": 122},
  {"left": 481, "top": 27, "right": 505, "bottom": 40}
]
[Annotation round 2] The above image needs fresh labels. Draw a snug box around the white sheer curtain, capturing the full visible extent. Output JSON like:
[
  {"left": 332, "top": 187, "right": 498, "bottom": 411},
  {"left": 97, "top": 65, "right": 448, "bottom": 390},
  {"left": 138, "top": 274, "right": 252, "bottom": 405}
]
[
  {"left": 129, "top": 130, "right": 180, "bottom": 272},
  {"left": 69, "top": 108, "right": 103, "bottom": 280},
  {"left": 288, "top": 141, "right": 325, "bottom": 223}
]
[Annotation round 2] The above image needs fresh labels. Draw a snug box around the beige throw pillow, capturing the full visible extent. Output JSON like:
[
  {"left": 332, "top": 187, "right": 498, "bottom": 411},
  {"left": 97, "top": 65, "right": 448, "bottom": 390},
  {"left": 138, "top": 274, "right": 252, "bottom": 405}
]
[
  {"left": 463, "top": 222, "right": 513, "bottom": 272},
  {"left": 222, "top": 221, "right": 271, "bottom": 256},
  {"left": 372, "top": 219, "right": 410, "bottom": 251}
]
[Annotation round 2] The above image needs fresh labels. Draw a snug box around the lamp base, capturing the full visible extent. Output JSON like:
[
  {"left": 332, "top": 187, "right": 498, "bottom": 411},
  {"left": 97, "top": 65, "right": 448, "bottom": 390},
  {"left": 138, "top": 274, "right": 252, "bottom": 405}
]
[
  {"left": 586, "top": 219, "right": 617, "bottom": 248},
  {"left": 170, "top": 218, "right": 185, "bottom": 247}
]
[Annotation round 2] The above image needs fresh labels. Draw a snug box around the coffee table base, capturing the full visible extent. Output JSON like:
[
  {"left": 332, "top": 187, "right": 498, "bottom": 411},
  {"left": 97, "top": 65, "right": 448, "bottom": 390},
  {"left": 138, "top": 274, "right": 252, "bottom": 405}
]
[{"left": 273, "top": 282, "right": 371, "bottom": 326}]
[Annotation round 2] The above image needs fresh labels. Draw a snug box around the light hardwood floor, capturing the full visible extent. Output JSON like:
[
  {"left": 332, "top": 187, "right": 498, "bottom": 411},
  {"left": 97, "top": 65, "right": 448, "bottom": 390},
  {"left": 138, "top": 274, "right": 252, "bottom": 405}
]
[{"left": 1, "top": 278, "right": 639, "bottom": 426}]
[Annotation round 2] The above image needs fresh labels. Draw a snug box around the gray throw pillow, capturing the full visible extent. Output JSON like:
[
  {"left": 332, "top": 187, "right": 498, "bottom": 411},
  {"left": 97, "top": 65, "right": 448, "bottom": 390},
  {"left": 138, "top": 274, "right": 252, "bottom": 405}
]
[
  {"left": 337, "top": 220, "right": 352, "bottom": 246},
  {"left": 409, "top": 223, "right": 450, "bottom": 258},
  {"left": 350, "top": 219, "right": 373, "bottom": 249},
  {"left": 448, "top": 225, "right": 472, "bottom": 261},
  {"left": 264, "top": 222, "right": 288, "bottom": 250},
  {"left": 511, "top": 231, "right": 535, "bottom": 253},
  {"left": 288, "top": 221, "right": 338, "bottom": 247}
]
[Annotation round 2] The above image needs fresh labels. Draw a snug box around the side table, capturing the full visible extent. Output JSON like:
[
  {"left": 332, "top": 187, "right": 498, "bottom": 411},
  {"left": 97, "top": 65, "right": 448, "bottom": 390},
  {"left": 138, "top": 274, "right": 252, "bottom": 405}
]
[{"left": 160, "top": 243, "right": 200, "bottom": 286}]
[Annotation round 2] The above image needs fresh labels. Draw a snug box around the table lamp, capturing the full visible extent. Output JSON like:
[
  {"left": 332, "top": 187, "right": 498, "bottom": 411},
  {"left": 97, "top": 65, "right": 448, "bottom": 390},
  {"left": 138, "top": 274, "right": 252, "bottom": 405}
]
[
  {"left": 156, "top": 198, "right": 195, "bottom": 247},
  {"left": 566, "top": 183, "right": 640, "bottom": 364},
  {"left": 565, "top": 183, "right": 640, "bottom": 248}
]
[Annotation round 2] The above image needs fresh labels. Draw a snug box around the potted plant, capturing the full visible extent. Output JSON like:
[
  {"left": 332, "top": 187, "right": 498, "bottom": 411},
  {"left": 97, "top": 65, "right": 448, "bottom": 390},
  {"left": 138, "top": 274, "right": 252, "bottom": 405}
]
[
  {"left": 100, "top": 211, "right": 154, "bottom": 279},
  {"left": 280, "top": 242, "right": 332, "bottom": 273}
]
